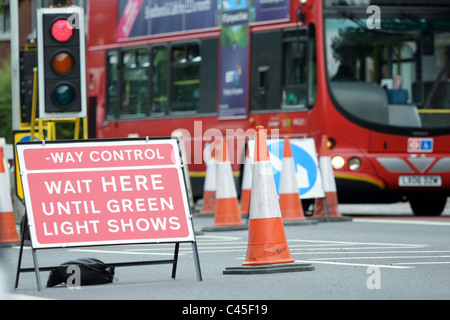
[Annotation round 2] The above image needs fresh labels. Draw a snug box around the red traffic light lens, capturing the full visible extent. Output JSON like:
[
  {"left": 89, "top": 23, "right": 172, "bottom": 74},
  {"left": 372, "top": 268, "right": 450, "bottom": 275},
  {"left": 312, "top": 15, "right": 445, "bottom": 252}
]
[
  {"left": 51, "top": 19, "right": 73, "bottom": 42},
  {"left": 53, "top": 52, "right": 74, "bottom": 74}
]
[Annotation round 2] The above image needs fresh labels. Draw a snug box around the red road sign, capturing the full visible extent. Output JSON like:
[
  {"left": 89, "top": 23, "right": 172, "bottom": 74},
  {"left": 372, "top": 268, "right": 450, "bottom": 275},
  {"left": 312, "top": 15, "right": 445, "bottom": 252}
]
[{"left": 17, "top": 138, "right": 194, "bottom": 248}]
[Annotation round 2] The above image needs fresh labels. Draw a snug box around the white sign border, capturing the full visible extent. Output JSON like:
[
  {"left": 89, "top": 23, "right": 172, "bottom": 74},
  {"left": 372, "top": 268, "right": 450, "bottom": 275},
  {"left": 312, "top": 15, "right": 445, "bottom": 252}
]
[{"left": 16, "top": 138, "right": 195, "bottom": 249}]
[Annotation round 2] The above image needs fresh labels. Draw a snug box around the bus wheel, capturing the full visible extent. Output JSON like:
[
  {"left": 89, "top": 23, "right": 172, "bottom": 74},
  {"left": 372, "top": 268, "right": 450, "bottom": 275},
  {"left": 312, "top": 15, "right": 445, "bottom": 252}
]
[{"left": 409, "top": 194, "right": 447, "bottom": 216}]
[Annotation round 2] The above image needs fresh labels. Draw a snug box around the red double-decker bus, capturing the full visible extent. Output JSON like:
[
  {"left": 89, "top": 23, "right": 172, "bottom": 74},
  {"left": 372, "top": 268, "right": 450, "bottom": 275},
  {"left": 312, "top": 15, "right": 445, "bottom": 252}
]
[{"left": 86, "top": 0, "right": 450, "bottom": 216}]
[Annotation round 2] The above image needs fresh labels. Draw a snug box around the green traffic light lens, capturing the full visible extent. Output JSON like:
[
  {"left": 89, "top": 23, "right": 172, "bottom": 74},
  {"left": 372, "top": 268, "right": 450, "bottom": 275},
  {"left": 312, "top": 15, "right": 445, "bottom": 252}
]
[{"left": 53, "top": 84, "right": 75, "bottom": 108}]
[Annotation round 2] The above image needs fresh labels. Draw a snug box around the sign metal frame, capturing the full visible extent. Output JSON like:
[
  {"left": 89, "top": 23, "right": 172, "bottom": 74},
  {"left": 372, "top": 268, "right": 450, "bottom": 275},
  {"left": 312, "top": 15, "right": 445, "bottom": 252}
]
[{"left": 14, "top": 137, "right": 202, "bottom": 290}]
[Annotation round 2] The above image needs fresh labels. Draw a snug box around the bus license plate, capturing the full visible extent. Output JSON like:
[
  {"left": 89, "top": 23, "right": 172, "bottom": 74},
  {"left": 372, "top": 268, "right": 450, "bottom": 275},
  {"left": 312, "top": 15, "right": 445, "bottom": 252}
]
[{"left": 398, "top": 175, "right": 442, "bottom": 187}]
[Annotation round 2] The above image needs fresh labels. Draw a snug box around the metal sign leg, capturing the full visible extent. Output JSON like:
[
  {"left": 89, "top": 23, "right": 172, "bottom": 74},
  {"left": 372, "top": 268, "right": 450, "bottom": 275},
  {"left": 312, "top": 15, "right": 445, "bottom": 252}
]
[
  {"left": 31, "top": 248, "right": 42, "bottom": 291},
  {"left": 192, "top": 241, "right": 202, "bottom": 281},
  {"left": 14, "top": 211, "right": 43, "bottom": 291},
  {"left": 14, "top": 213, "right": 28, "bottom": 289},
  {"left": 171, "top": 242, "right": 180, "bottom": 279}
]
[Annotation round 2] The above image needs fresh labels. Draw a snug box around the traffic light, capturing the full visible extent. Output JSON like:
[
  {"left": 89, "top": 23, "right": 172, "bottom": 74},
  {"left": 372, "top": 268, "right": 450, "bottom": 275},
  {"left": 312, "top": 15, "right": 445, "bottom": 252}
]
[{"left": 37, "top": 6, "right": 86, "bottom": 118}]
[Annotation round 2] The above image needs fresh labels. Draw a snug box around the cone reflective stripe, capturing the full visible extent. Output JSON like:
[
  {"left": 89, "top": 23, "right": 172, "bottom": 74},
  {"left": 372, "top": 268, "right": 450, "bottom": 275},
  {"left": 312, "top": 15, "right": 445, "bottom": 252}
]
[
  {"left": 0, "top": 147, "right": 20, "bottom": 245},
  {"left": 240, "top": 148, "right": 252, "bottom": 215},
  {"left": 319, "top": 136, "right": 337, "bottom": 195},
  {"left": 313, "top": 135, "right": 344, "bottom": 219},
  {"left": 200, "top": 142, "right": 217, "bottom": 215},
  {"left": 279, "top": 136, "right": 306, "bottom": 221},
  {"left": 243, "top": 127, "right": 294, "bottom": 266},
  {"left": 213, "top": 139, "right": 244, "bottom": 226},
  {"left": 199, "top": 161, "right": 216, "bottom": 214}
]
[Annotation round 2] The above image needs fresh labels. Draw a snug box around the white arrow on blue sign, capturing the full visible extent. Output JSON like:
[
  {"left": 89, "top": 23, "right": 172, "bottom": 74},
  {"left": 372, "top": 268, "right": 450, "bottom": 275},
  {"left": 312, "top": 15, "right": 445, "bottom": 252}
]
[{"left": 247, "top": 138, "right": 325, "bottom": 199}]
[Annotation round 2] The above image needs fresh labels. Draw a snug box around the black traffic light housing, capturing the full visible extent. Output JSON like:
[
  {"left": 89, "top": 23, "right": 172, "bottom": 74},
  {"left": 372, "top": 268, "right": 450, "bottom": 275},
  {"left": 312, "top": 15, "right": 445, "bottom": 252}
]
[
  {"left": 20, "top": 49, "right": 38, "bottom": 123},
  {"left": 37, "top": 6, "right": 86, "bottom": 118}
]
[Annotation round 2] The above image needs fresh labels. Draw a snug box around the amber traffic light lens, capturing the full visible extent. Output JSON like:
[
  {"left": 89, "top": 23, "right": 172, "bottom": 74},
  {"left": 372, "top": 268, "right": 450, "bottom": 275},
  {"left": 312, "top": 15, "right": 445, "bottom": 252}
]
[
  {"left": 51, "top": 19, "right": 73, "bottom": 42},
  {"left": 53, "top": 52, "right": 74, "bottom": 74}
]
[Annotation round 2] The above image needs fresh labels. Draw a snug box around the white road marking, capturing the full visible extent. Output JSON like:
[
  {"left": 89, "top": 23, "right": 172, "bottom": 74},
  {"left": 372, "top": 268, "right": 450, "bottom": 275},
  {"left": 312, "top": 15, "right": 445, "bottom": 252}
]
[
  {"left": 312, "top": 255, "right": 450, "bottom": 260},
  {"left": 294, "top": 259, "right": 414, "bottom": 269},
  {"left": 394, "top": 261, "right": 450, "bottom": 265},
  {"left": 354, "top": 218, "right": 450, "bottom": 226},
  {"left": 297, "top": 250, "right": 450, "bottom": 255},
  {"left": 65, "top": 236, "right": 449, "bottom": 268}
]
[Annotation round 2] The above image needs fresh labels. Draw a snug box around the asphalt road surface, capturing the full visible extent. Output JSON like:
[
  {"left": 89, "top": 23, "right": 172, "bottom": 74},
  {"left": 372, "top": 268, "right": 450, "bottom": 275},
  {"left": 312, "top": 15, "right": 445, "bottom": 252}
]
[{"left": 1, "top": 200, "right": 449, "bottom": 305}]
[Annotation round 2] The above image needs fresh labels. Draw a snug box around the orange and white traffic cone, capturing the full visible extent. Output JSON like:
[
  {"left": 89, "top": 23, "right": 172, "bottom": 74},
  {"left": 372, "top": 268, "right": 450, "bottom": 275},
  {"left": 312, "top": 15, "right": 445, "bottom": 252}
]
[
  {"left": 0, "top": 147, "right": 20, "bottom": 246},
  {"left": 199, "top": 142, "right": 217, "bottom": 216},
  {"left": 223, "top": 127, "right": 314, "bottom": 274},
  {"left": 239, "top": 148, "right": 252, "bottom": 215},
  {"left": 312, "top": 135, "right": 351, "bottom": 222},
  {"left": 243, "top": 127, "right": 294, "bottom": 265},
  {"left": 279, "top": 136, "right": 316, "bottom": 225},
  {"left": 202, "top": 139, "right": 246, "bottom": 231}
]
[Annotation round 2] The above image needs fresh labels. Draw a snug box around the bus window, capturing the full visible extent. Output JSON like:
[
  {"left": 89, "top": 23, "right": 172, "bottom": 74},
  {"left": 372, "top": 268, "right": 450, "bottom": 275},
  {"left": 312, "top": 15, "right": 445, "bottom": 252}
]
[
  {"left": 282, "top": 29, "right": 315, "bottom": 109},
  {"left": 151, "top": 46, "right": 168, "bottom": 115},
  {"left": 121, "top": 49, "right": 150, "bottom": 117},
  {"left": 325, "top": 17, "right": 450, "bottom": 130},
  {"left": 198, "top": 37, "right": 218, "bottom": 114},
  {"left": 250, "top": 28, "right": 316, "bottom": 112},
  {"left": 250, "top": 30, "right": 282, "bottom": 111},
  {"left": 171, "top": 43, "right": 201, "bottom": 113},
  {"left": 107, "top": 40, "right": 214, "bottom": 120},
  {"left": 106, "top": 51, "right": 119, "bottom": 120},
  {"left": 282, "top": 41, "right": 307, "bottom": 107}
]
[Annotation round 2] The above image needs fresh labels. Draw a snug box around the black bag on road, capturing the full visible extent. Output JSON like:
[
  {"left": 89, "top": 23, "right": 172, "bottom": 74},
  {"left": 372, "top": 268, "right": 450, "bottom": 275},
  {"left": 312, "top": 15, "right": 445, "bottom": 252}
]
[{"left": 46, "top": 258, "right": 115, "bottom": 287}]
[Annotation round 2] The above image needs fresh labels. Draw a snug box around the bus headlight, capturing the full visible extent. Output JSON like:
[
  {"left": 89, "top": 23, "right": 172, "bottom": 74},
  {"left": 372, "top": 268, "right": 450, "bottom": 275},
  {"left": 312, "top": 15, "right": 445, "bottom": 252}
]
[
  {"left": 331, "top": 156, "right": 345, "bottom": 170},
  {"left": 348, "top": 157, "right": 361, "bottom": 171}
]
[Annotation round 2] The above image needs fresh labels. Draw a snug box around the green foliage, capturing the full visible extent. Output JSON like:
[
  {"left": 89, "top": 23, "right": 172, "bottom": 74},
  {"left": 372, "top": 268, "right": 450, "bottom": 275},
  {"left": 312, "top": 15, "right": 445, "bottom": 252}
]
[
  {"left": 0, "top": 60, "right": 12, "bottom": 144},
  {"left": 221, "top": 25, "right": 249, "bottom": 49},
  {"left": 55, "top": 121, "right": 84, "bottom": 140}
]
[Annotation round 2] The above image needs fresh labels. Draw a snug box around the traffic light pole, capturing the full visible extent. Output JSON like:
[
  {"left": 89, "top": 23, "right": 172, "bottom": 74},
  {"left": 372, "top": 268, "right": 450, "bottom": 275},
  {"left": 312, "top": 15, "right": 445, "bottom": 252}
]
[
  {"left": 10, "top": 0, "right": 21, "bottom": 131},
  {"left": 29, "top": 68, "right": 39, "bottom": 140}
]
